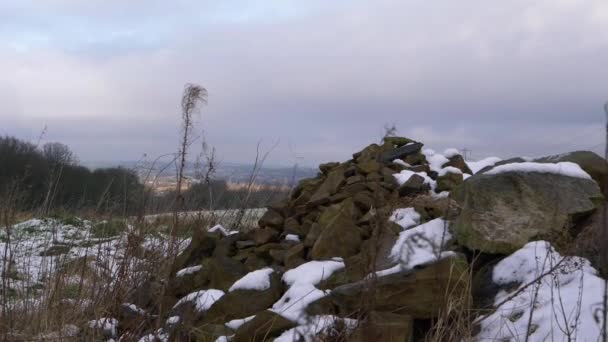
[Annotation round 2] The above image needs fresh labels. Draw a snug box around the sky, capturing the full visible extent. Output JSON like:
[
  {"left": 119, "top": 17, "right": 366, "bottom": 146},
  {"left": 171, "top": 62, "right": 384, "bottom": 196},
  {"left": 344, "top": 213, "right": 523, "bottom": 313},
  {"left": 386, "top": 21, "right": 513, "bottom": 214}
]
[{"left": 1, "top": 0, "right": 608, "bottom": 167}]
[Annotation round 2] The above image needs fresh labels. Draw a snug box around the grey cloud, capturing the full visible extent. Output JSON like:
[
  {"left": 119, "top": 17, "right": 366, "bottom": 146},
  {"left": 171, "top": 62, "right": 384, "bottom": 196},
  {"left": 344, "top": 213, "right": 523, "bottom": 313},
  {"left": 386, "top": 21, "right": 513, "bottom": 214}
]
[{"left": 1, "top": 0, "right": 607, "bottom": 166}]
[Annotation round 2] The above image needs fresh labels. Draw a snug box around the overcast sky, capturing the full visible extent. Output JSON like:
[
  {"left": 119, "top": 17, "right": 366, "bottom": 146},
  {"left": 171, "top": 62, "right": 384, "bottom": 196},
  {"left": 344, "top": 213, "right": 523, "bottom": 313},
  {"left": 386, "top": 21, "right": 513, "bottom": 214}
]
[{"left": 2, "top": 0, "right": 607, "bottom": 167}]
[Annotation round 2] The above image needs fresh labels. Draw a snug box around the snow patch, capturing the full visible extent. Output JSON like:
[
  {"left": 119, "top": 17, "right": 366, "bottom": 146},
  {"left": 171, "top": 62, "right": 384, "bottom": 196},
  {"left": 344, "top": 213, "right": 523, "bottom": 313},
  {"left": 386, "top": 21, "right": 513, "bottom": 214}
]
[
  {"left": 282, "top": 259, "right": 345, "bottom": 286},
  {"left": 173, "top": 289, "right": 225, "bottom": 312},
  {"left": 229, "top": 268, "right": 274, "bottom": 292},
  {"left": 176, "top": 265, "right": 202, "bottom": 277},
  {"left": 285, "top": 234, "right": 300, "bottom": 242},
  {"left": 271, "top": 284, "right": 330, "bottom": 323},
  {"left": 466, "top": 157, "right": 502, "bottom": 174},
  {"left": 275, "top": 315, "right": 358, "bottom": 342},
  {"left": 389, "top": 208, "right": 421, "bottom": 230},
  {"left": 390, "top": 218, "right": 453, "bottom": 270},
  {"left": 443, "top": 148, "right": 461, "bottom": 158},
  {"left": 225, "top": 315, "right": 255, "bottom": 330},
  {"left": 208, "top": 224, "right": 239, "bottom": 236},
  {"left": 476, "top": 241, "right": 606, "bottom": 341},
  {"left": 485, "top": 161, "right": 592, "bottom": 180}
]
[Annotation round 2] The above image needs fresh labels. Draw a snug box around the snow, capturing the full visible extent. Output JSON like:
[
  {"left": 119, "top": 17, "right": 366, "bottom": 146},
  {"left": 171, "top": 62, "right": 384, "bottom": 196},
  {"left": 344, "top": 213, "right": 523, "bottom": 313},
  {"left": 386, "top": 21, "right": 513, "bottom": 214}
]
[
  {"left": 393, "top": 170, "right": 436, "bottom": 189},
  {"left": 282, "top": 259, "right": 345, "bottom": 286},
  {"left": 437, "top": 166, "right": 462, "bottom": 177},
  {"left": 466, "top": 156, "right": 502, "bottom": 174},
  {"left": 443, "top": 148, "right": 461, "bottom": 158},
  {"left": 485, "top": 161, "right": 592, "bottom": 180},
  {"left": 274, "top": 315, "right": 358, "bottom": 342},
  {"left": 476, "top": 241, "right": 607, "bottom": 341},
  {"left": 389, "top": 208, "right": 421, "bottom": 230},
  {"left": 122, "top": 303, "right": 146, "bottom": 315},
  {"left": 214, "top": 337, "right": 230, "bottom": 342},
  {"left": 390, "top": 218, "right": 453, "bottom": 270},
  {"left": 285, "top": 234, "right": 300, "bottom": 242},
  {"left": 208, "top": 224, "right": 239, "bottom": 236},
  {"left": 137, "top": 330, "right": 168, "bottom": 342},
  {"left": 273, "top": 259, "right": 345, "bottom": 323},
  {"left": 176, "top": 265, "right": 202, "bottom": 277},
  {"left": 228, "top": 268, "right": 274, "bottom": 292},
  {"left": 422, "top": 149, "right": 450, "bottom": 172},
  {"left": 225, "top": 315, "right": 255, "bottom": 330},
  {"left": 271, "top": 283, "right": 330, "bottom": 323},
  {"left": 173, "top": 289, "right": 225, "bottom": 312},
  {"left": 392, "top": 159, "right": 411, "bottom": 167},
  {"left": 88, "top": 317, "right": 118, "bottom": 337},
  {"left": 166, "top": 316, "right": 180, "bottom": 325}
]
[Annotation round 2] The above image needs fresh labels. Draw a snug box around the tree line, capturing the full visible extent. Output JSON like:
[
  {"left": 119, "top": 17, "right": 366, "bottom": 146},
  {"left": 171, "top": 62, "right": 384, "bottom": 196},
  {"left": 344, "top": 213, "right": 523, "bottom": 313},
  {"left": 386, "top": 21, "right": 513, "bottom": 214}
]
[
  {"left": 0, "top": 135, "right": 289, "bottom": 217},
  {"left": 0, "top": 136, "right": 142, "bottom": 215}
]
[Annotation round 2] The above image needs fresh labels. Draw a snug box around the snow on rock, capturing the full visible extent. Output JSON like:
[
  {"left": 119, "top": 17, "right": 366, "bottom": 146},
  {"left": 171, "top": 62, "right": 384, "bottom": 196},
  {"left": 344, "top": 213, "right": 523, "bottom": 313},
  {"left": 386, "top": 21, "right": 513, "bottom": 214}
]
[
  {"left": 285, "top": 234, "right": 300, "bottom": 242},
  {"left": 485, "top": 161, "right": 592, "bottom": 180},
  {"left": 208, "top": 224, "right": 239, "bottom": 236},
  {"left": 389, "top": 208, "right": 421, "bottom": 230},
  {"left": 271, "top": 283, "right": 330, "bottom": 323},
  {"left": 390, "top": 218, "right": 454, "bottom": 270},
  {"left": 476, "top": 241, "right": 606, "bottom": 341},
  {"left": 466, "top": 157, "right": 502, "bottom": 174},
  {"left": 393, "top": 159, "right": 411, "bottom": 167},
  {"left": 225, "top": 315, "right": 255, "bottom": 330},
  {"left": 274, "top": 315, "right": 358, "bottom": 342},
  {"left": 393, "top": 170, "right": 436, "bottom": 188},
  {"left": 272, "top": 259, "right": 345, "bottom": 323},
  {"left": 214, "top": 336, "right": 231, "bottom": 342},
  {"left": 437, "top": 166, "right": 463, "bottom": 177},
  {"left": 166, "top": 316, "right": 180, "bottom": 325},
  {"left": 282, "top": 259, "right": 345, "bottom": 286},
  {"left": 443, "top": 148, "right": 461, "bottom": 158},
  {"left": 176, "top": 265, "right": 202, "bottom": 277},
  {"left": 137, "top": 329, "right": 168, "bottom": 342},
  {"left": 173, "top": 289, "right": 225, "bottom": 312},
  {"left": 88, "top": 317, "right": 119, "bottom": 337},
  {"left": 229, "top": 268, "right": 274, "bottom": 292},
  {"left": 422, "top": 149, "right": 450, "bottom": 172}
]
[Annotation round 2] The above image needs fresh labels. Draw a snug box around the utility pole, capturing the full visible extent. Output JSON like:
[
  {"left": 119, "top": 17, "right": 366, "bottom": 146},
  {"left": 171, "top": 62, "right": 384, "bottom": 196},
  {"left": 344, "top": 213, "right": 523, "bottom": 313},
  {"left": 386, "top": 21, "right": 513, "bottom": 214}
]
[{"left": 460, "top": 148, "right": 472, "bottom": 161}]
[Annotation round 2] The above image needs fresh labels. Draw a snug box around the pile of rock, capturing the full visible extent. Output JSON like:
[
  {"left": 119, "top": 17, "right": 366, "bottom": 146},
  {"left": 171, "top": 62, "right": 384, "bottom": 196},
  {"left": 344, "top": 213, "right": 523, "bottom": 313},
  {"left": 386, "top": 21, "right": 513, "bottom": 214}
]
[{"left": 116, "top": 138, "right": 606, "bottom": 341}]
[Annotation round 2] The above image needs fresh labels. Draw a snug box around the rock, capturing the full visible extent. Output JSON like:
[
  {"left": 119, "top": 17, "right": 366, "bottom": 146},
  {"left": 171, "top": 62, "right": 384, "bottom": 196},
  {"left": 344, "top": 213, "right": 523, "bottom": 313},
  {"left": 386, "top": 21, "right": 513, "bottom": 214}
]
[
  {"left": 353, "top": 192, "right": 375, "bottom": 212},
  {"left": 39, "top": 245, "right": 71, "bottom": 256},
  {"left": 311, "top": 199, "right": 363, "bottom": 260},
  {"left": 357, "top": 159, "right": 381, "bottom": 174},
  {"left": 258, "top": 209, "right": 284, "bottom": 229},
  {"left": 319, "top": 162, "right": 340, "bottom": 174},
  {"left": 253, "top": 227, "right": 280, "bottom": 246},
  {"left": 534, "top": 151, "right": 608, "bottom": 191},
  {"left": 436, "top": 171, "right": 463, "bottom": 192},
  {"left": 283, "top": 217, "right": 305, "bottom": 236},
  {"left": 398, "top": 174, "right": 430, "bottom": 197},
  {"left": 172, "top": 230, "right": 217, "bottom": 273},
  {"left": 381, "top": 143, "right": 424, "bottom": 163},
  {"left": 308, "top": 167, "right": 346, "bottom": 206},
  {"left": 404, "top": 153, "right": 427, "bottom": 166},
  {"left": 411, "top": 195, "right": 458, "bottom": 220},
  {"left": 201, "top": 272, "right": 283, "bottom": 324},
  {"left": 350, "top": 311, "right": 413, "bottom": 342},
  {"left": 204, "top": 257, "right": 248, "bottom": 292},
  {"left": 383, "top": 136, "right": 416, "bottom": 147},
  {"left": 346, "top": 175, "right": 365, "bottom": 185},
  {"left": 407, "top": 164, "right": 430, "bottom": 173},
  {"left": 284, "top": 243, "right": 306, "bottom": 269},
  {"left": 366, "top": 172, "right": 383, "bottom": 182},
  {"left": 304, "top": 222, "right": 324, "bottom": 248},
  {"left": 233, "top": 310, "right": 296, "bottom": 342},
  {"left": 446, "top": 154, "right": 473, "bottom": 174},
  {"left": 452, "top": 171, "right": 604, "bottom": 254},
  {"left": 330, "top": 255, "right": 470, "bottom": 319},
  {"left": 354, "top": 144, "right": 382, "bottom": 162},
  {"left": 236, "top": 240, "right": 256, "bottom": 249}
]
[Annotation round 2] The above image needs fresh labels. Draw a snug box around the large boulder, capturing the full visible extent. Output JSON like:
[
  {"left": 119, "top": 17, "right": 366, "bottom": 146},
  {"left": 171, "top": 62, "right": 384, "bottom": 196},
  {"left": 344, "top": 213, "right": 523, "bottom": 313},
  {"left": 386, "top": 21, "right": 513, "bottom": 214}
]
[
  {"left": 330, "top": 255, "right": 470, "bottom": 319},
  {"left": 452, "top": 171, "right": 603, "bottom": 254},
  {"left": 311, "top": 199, "right": 363, "bottom": 260}
]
